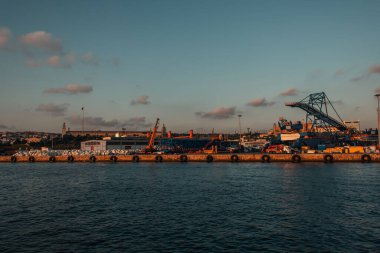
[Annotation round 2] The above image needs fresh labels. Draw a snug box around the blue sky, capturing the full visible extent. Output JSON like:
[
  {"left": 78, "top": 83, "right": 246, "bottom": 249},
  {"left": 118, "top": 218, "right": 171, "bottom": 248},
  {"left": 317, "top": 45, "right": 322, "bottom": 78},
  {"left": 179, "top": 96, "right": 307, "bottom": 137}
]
[{"left": 1, "top": 0, "right": 380, "bottom": 133}]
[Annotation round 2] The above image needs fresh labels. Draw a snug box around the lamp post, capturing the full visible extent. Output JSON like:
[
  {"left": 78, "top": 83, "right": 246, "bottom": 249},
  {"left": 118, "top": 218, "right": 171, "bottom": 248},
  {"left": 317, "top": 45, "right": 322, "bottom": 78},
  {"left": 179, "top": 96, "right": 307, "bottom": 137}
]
[
  {"left": 238, "top": 114, "right": 242, "bottom": 150},
  {"left": 81, "top": 106, "right": 84, "bottom": 135},
  {"left": 375, "top": 94, "right": 380, "bottom": 148}
]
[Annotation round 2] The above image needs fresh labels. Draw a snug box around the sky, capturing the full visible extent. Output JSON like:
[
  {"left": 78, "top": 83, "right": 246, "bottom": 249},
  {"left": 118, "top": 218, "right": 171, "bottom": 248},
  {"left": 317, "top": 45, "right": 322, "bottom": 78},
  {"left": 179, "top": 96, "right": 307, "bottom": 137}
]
[{"left": 1, "top": 0, "right": 380, "bottom": 133}]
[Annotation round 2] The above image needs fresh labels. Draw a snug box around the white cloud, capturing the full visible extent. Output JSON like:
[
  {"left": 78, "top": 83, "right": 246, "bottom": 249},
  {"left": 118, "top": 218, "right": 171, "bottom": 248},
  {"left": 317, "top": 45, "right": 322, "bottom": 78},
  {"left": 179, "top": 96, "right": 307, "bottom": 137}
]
[
  {"left": 66, "top": 115, "right": 119, "bottom": 127},
  {"left": 352, "top": 64, "right": 380, "bottom": 82},
  {"left": 25, "top": 52, "right": 99, "bottom": 68},
  {"left": 131, "top": 96, "right": 150, "bottom": 105},
  {"left": 44, "top": 84, "right": 93, "bottom": 95},
  {"left": 0, "top": 27, "right": 11, "bottom": 47},
  {"left": 247, "top": 98, "right": 275, "bottom": 107},
  {"left": 369, "top": 64, "right": 380, "bottom": 74},
  {"left": 20, "top": 31, "right": 62, "bottom": 52},
  {"left": 196, "top": 107, "right": 236, "bottom": 119},
  {"left": 2, "top": 27, "right": 105, "bottom": 69},
  {"left": 119, "top": 117, "right": 152, "bottom": 129},
  {"left": 279, "top": 88, "right": 299, "bottom": 97}
]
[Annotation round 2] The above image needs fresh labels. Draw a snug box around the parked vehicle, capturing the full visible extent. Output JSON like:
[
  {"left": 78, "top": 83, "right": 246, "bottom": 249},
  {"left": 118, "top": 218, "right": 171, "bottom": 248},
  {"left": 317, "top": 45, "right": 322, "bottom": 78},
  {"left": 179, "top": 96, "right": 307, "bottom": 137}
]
[{"left": 263, "top": 145, "right": 298, "bottom": 154}]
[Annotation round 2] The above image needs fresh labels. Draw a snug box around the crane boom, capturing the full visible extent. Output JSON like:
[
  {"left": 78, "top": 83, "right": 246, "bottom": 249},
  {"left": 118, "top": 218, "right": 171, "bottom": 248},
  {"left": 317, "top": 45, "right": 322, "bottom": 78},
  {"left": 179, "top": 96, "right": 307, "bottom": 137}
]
[{"left": 146, "top": 118, "right": 160, "bottom": 151}]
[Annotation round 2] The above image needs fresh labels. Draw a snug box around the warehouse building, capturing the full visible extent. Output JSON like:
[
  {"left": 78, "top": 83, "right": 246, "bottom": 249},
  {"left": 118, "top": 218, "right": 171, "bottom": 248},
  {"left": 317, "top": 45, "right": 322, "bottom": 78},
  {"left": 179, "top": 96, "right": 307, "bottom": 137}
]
[{"left": 81, "top": 138, "right": 159, "bottom": 151}]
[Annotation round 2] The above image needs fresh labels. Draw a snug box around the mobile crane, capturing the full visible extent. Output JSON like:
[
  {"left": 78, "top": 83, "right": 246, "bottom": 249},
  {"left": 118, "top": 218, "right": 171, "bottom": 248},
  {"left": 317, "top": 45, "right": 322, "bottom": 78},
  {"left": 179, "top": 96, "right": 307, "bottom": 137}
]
[{"left": 145, "top": 118, "right": 160, "bottom": 153}]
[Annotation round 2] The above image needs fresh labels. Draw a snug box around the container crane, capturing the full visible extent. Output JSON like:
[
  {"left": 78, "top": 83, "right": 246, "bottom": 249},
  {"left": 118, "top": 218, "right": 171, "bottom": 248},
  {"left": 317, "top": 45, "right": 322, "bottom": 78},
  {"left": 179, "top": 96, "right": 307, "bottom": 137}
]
[{"left": 145, "top": 118, "right": 160, "bottom": 152}]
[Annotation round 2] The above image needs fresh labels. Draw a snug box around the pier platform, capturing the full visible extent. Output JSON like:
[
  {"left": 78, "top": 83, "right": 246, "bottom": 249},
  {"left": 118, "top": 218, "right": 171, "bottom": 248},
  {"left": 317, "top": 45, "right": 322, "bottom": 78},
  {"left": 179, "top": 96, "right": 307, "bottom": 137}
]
[{"left": 0, "top": 153, "right": 379, "bottom": 163}]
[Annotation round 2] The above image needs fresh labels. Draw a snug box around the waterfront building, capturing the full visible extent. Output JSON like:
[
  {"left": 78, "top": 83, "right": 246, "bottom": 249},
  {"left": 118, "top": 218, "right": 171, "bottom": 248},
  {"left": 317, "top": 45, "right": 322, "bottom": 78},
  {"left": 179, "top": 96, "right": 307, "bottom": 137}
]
[
  {"left": 81, "top": 138, "right": 159, "bottom": 151},
  {"left": 62, "top": 122, "right": 156, "bottom": 138},
  {"left": 343, "top": 120, "right": 360, "bottom": 131}
]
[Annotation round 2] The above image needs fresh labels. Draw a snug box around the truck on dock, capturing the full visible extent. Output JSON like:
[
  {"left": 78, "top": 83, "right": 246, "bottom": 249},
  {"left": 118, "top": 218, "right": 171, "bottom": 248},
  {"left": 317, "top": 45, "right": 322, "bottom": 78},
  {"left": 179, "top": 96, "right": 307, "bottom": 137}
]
[
  {"left": 344, "top": 146, "right": 364, "bottom": 154},
  {"left": 264, "top": 145, "right": 295, "bottom": 154}
]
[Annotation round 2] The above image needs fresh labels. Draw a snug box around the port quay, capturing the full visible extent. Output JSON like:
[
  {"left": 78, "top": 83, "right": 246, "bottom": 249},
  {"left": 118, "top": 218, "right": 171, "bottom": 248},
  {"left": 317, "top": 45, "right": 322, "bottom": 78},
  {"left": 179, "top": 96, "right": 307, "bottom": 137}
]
[
  {"left": 1, "top": 153, "right": 379, "bottom": 163},
  {"left": 2, "top": 92, "right": 380, "bottom": 164}
]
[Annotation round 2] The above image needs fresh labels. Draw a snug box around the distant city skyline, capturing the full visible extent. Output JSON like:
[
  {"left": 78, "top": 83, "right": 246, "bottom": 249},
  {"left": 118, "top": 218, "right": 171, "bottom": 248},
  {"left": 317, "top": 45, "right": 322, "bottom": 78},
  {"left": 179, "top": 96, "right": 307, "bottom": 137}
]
[{"left": 1, "top": 0, "right": 380, "bottom": 133}]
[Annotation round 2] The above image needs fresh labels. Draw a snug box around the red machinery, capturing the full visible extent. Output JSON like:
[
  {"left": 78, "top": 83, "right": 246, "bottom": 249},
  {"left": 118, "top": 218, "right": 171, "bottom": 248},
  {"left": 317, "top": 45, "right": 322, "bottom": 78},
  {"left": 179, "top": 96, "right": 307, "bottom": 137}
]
[{"left": 145, "top": 118, "right": 159, "bottom": 153}]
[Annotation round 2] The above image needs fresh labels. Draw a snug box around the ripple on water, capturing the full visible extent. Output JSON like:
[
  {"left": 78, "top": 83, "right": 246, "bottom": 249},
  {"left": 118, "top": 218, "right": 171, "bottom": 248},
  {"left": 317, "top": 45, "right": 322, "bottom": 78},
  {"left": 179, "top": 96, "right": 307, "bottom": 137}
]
[{"left": 0, "top": 162, "right": 379, "bottom": 252}]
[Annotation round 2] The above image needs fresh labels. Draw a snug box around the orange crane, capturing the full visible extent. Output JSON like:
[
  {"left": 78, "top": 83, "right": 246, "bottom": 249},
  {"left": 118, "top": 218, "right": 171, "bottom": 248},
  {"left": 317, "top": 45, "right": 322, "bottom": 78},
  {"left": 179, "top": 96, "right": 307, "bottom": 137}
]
[{"left": 146, "top": 118, "right": 160, "bottom": 152}]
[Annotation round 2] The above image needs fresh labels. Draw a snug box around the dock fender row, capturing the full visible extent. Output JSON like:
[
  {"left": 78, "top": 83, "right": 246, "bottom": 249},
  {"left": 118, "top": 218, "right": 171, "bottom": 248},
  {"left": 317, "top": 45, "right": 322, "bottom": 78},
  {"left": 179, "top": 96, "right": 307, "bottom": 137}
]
[
  {"left": 110, "top": 156, "right": 117, "bottom": 162},
  {"left": 11, "top": 156, "right": 17, "bottom": 163},
  {"left": 231, "top": 155, "right": 239, "bottom": 162},
  {"left": 324, "top": 155, "right": 333, "bottom": 163},
  {"left": 28, "top": 156, "right": 35, "bottom": 163},
  {"left": 206, "top": 155, "right": 213, "bottom": 163},
  {"left": 180, "top": 155, "right": 188, "bottom": 162},
  {"left": 89, "top": 155, "right": 96, "bottom": 163},
  {"left": 132, "top": 155, "right": 139, "bottom": 163},
  {"left": 361, "top": 154, "right": 371, "bottom": 163},
  {"left": 291, "top": 154, "right": 301, "bottom": 163},
  {"left": 155, "top": 155, "right": 163, "bottom": 162},
  {"left": 49, "top": 156, "right": 56, "bottom": 163},
  {"left": 261, "top": 155, "right": 270, "bottom": 163},
  {"left": 68, "top": 155, "right": 74, "bottom": 163}
]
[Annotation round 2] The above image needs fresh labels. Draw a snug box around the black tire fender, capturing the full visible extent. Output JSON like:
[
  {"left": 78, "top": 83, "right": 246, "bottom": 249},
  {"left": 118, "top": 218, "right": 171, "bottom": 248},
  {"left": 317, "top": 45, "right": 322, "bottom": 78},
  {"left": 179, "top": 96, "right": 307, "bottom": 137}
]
[
  {"left": 49, "top": 156, "right": 56, "bottom": 163},
  {"left": 231, "top": 155, "right": 239, "bottom": 162},
  {"left": 155, "top": 155, "right": 163, "bottom": 162},
  {"left": 180, "top": 155, "right": 188, "bottom": 162},
  {"left": 292, "top": 154, "right": 301, "bottom": 163},
  {"left": 361, "top": 154, "right": 371, "bottom": 163},
  {"left": 89, "top": 155, "right": 96, "bottom": 163},
  {"left": 110, "top": 155, "right": 117, "bottom": 162},
  {"left": 132, "top": 155, "right": 139, "bottom": 163},
  {"left": 261, "top": 155, "right": 270, "bottom": 163},
  {"left": 11, "top": 156, "right": 17, "bottom": 163},
  {"left": 28, "top": 156, "right": 35, "bottom": 163},
  {"left": 68, "top": 155, "right": 74, "bottom": 163},
  {"left": 206, "top": 155, "right": 213, "bottom": 163},
  {"left": 324, "top": 154, "right": 333, "bottom": 163}
]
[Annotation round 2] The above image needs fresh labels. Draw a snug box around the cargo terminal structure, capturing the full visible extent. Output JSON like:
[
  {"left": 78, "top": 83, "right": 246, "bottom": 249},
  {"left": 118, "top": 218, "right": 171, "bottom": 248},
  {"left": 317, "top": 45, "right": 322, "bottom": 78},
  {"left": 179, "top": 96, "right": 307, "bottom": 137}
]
[
  {"left": 1, "top": 92, "right": 380, "bottom": 162},
  {"left": 61, "top": 92, "right": 379, "bottom": 155}
]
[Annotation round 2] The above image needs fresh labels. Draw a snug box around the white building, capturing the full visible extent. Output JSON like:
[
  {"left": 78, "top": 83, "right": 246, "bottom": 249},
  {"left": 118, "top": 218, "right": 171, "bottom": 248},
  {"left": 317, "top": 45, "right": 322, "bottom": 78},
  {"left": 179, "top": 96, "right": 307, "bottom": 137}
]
[
  {"left": 343, "top": 120, "right": 360, "bottom": 131},
  {"left": 81, "top": 140, "right": 107, "bottom": 151},
  {"left": 81, "top": 138, "right": 159, "bottom": 151}
]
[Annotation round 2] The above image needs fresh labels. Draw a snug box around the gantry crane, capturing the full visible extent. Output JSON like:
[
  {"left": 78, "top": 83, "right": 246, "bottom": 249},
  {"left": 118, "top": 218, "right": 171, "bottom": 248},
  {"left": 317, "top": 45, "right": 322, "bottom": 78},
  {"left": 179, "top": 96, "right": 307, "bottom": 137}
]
[{"left": 286, "top": 92, "right": 348, "bottom": 133}]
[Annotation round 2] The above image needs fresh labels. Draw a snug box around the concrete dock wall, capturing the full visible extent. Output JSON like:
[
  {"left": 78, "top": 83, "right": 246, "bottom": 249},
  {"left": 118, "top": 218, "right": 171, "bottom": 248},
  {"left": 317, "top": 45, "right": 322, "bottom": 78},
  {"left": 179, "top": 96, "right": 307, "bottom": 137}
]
[{"left": 0, "top": 153, "right": 379, "bottom": 163}]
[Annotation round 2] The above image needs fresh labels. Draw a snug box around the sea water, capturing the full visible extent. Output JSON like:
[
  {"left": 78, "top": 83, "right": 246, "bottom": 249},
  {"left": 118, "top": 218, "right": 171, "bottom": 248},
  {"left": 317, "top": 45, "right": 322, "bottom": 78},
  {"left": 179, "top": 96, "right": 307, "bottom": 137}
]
[{"left": 0, "top": 163, "right": 379, "bottom": 252}]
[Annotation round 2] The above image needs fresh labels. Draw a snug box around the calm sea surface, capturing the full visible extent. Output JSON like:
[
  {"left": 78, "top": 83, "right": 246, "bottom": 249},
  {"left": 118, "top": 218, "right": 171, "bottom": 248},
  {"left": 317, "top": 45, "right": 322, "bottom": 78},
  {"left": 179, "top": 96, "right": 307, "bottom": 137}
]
[{"left": 0, "top": 163, "right": 379, "bottom": 252}]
